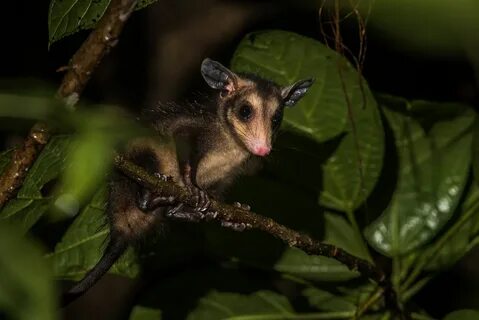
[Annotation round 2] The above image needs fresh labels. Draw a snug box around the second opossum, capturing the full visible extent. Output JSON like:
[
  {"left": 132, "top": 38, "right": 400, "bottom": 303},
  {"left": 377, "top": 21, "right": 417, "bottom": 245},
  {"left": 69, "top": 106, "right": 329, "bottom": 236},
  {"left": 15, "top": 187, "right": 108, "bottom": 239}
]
[{"left": 62, "top": 58, "right": 314, "bottom": 305}]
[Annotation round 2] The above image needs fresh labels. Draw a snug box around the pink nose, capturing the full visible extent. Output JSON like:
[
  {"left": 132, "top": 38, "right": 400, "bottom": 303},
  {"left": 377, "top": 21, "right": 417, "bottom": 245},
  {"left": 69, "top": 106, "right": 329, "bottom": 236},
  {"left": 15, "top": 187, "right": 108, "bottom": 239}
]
[{"left": 253, "top": 145, "right": 271, "bottom": 156}]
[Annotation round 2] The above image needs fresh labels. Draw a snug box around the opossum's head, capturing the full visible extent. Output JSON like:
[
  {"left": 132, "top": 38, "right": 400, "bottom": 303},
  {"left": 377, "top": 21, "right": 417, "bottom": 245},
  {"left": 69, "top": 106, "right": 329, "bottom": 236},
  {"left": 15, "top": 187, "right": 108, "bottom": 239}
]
[{"left": 201, "top": 58, "right": 314, "bottom": 157}]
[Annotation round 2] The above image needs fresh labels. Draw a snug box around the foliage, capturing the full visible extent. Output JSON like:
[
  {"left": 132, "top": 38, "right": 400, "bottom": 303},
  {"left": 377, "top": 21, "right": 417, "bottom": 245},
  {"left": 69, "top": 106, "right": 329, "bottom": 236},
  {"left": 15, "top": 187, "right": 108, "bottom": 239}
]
[
  {"left": 48, "top": 0, "right": 158, "bottom": 46},
  {"left": 1, "top": 2, "right": 478, "bottom": 319},
  {"left": 0, "top": 223, "right": 58, "bottom": 320}
]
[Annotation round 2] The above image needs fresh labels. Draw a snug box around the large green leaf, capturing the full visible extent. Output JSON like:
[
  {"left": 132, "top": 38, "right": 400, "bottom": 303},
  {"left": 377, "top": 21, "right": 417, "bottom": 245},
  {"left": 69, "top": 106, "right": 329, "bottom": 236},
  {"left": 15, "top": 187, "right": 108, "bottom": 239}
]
[
  {"left": 47, "top": 186, "right": 139, "bottom": 280},
  {"left": 443, "top": 310, "right": 479, "bottom": 320},
  {"left": 0, "top": 223, "right": 58, "bottom": 320},
  {"left": 365, "top": 96, "right": 474, "bottom": 256},
  {"left": 48, "top": 0, "right": 158, "bottom": 46},
  {"left": 231, "top": 30, "right": 384, "bottom": 212},
  {"left": 187, "top": 290, "right": 294, "bottom": 320},
  {"left": 425, "top": 184, "right": 479, "bottom": 270},
  {"left": 302, "top": 287, "right": 356, "bottom": 312},
  {"left": 302, "top": 282, "right": 374, "bottom": 313},
  {"left": 0, "top": 136, "right": 71, "bottom": 231},
  {"left": 274, "top": 212, "right": 370, "bottom": 282}
]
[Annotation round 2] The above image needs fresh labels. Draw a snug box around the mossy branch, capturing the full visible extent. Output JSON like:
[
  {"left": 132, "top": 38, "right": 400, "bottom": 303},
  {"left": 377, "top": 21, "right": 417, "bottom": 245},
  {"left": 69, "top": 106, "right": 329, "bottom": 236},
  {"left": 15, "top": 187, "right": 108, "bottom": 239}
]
[{"left": 114, "top": 155, "right": 386, "bottom": 285}]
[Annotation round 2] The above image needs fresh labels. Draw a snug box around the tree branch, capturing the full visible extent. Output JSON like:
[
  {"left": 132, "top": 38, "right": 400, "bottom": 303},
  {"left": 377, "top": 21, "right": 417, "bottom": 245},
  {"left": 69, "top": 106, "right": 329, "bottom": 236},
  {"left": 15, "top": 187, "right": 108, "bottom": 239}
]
[
  {"left": 114, "top": 154, "right": 387, "bottom": 286},
  {"left": 0, "top": 0, "right": 138, "bottom": 210}
]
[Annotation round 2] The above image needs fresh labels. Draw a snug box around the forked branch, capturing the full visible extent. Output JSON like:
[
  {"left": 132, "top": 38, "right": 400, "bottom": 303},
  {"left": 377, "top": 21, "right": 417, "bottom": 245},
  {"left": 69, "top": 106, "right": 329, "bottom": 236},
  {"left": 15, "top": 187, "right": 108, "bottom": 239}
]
[{"left": 0, "top": 0, "right": 138, "bottom": 209}]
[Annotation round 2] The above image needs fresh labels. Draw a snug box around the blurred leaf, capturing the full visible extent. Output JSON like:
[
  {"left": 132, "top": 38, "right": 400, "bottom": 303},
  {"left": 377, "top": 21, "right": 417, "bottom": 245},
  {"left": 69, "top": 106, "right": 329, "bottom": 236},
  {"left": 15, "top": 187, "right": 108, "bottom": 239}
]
[
  {"left": 231, "top": 30, "right": 384, "bottom": 212},
  {"left": 47, "top": 186, "right": 139, "bottom": 280},
  {"left": 349, "top": 0, "right": 479, "bottom": 56},
  {"left": 58, "top": 124, "right": 115, "bottom": 212},
  {"left": 365, "top": 96, "right": 474, "bottom": 256},
  {"left": 48, "top": 0, "right": 159, "bottom": 46},
  {"left": 302, "top": 287, "right": 356, "bottom": 312},
  {"left": 425, "top": 184, "right": 479, "bottom": 270},
  {"left": 275, "top": 212, "right": 368, "bottom": 282},
  {"left": 187, "top": 290, "right": 294, "bottom": 320},
  {"left": 129, "top": 306, "right": 162, "bottom": 320},
  {"left": 0, "top": 93, "right": 63, "bottom": 121},
  {"left": 0, "top": 223, "right": 58, "bottom": 320},
  {"left": 56, "top": 106, "right": 143, "bottom": 218},
  {"left": 0, "top": 136, "right": 71, "bottom": 232},
  {"left": 443, "top": 309, "right": 479, "bottom": 320}
]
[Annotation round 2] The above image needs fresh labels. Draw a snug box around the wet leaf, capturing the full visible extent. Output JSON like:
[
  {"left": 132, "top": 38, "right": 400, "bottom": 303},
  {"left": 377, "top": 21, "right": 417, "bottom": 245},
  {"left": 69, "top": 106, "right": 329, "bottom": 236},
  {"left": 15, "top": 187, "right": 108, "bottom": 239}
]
[
  {"left": 425, "top": 184, "right": 479, "bottom": 270},
  {"left": 365, "top": 96, "right": 474, "bottom": 256}
]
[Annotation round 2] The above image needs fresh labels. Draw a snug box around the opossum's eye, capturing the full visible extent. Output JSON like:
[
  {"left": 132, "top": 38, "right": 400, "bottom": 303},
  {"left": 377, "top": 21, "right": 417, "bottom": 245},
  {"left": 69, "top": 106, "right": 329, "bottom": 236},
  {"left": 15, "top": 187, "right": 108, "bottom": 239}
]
[
  {"left": 271, "top": 109, "right": 282, "bottom": 130},
  {"left": 238, "top": 104, "right": 253, "bottom": 122}
]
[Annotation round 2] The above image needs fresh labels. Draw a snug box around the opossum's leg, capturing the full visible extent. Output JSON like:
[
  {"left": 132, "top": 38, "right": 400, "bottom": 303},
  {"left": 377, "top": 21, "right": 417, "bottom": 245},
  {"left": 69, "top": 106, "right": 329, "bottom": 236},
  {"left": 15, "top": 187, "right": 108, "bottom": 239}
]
[
  {"left": 137, "top": 173, "right": 176, "bottom": 211},
  {"left": 183, "top": 162, "right": 211, "bottom": 212},
  {"left": 165, "top": 203, "right": 204, "bottom": 222}
]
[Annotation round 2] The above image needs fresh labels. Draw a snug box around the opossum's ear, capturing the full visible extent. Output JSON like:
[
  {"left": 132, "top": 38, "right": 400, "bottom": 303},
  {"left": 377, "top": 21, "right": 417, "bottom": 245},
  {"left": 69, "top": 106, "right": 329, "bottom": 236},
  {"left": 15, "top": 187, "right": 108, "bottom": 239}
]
[
  {"left": 201, "top": 58, "right": 239, "bottom": 93},
  {"left": 281, "top": 78, "right": 315, "bottom": 107}
]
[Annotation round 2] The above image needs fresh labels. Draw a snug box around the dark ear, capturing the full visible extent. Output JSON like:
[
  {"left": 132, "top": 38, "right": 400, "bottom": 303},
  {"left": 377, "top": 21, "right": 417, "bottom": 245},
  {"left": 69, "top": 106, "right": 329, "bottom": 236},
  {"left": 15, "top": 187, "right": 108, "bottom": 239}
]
[
  {"left": 201, "top": 58, "right": 238, "bottom": 93},
  {"left": 281, "top": 78, "right": 314, "bottom": 107}
]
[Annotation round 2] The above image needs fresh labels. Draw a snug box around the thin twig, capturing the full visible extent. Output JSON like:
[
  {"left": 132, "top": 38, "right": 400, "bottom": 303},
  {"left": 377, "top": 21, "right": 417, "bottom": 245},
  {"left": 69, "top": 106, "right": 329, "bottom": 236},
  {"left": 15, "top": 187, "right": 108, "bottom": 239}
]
[
  {"left": 0, "top": 0, "right": 138, "bottom": 210},
  {"left": 114, "top": 155, "right": 387, "bottom": 286}
]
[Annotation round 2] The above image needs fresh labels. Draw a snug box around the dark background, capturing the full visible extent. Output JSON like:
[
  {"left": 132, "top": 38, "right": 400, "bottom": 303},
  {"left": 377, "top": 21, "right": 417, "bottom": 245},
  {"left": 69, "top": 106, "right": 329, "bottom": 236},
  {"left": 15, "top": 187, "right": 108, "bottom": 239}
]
[{"left": 1, "top": 0, "right": 478, "bottom": 319}]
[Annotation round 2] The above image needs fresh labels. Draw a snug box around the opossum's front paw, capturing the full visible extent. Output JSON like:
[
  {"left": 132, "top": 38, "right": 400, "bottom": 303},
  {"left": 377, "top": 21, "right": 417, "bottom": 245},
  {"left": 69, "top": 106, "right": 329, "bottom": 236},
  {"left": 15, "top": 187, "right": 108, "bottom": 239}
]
[
  {"left": 137, "top": 190, "right": 176, "bottom": 211},
  {"left": 233, "top": 201, "right": 251, "bottom": 211},
  {"left": 137, "top": 173, "right": 175, "bottom": 211},
  {"left": 185, "top": 184, "right": 211, "bottom": 213},
  {"left": 166, "top": 203, "right": 206, "bottom": 222},
  {"left": 221, "top": 221, "right": 251, "bottom": 232}
]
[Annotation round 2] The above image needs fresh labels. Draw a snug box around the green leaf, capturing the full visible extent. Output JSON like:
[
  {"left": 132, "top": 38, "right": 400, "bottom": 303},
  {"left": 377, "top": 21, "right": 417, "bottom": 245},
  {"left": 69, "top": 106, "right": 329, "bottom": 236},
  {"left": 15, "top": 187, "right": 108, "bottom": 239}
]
[
  {"left": 48, "top": 183, "right": 202, "bottom": 281},
  {"left": 47, "top": 186, "right": 139, "bottom": 280},
  {"left": 443, "top": 310, "right": 479, "bottom": 320},
  {"left": 0, "top": 223, "right": 58, "bottom": 320},
  {"left": 425, "top": 184, "right": 479, "bottom": 270},
  {"left": 231, "top": 30, "right": 384, "bottom": 212},
  {"left": 0, "top": 136, "right": 71, "bottom": 232},
  {"left": 58, "top": 127, "right": 114, "bottom": 212},
  {"left": 274, "top": 212, "right": 368, "bottom": 281},
  {"left": 0, "top": 150, "right": 12, "bottom": 173},
  {"left": 129, "top": 306, "right": 162, "bottom": 320},
  {"left": 187, "top": 290, "right": 294, "bottom": 320},
  {"left": 48, "top": 0, "right": 158, "bottom": 46},
  {"left": 365, "top": 96, "right": 474, "bottom": 256},
  {"left": 302, "top": 287, "right": 356, "bottom": 312}
]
